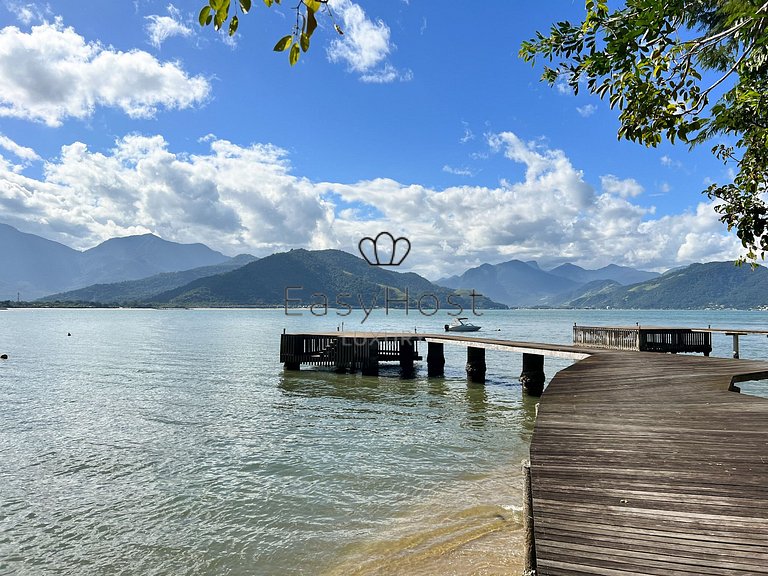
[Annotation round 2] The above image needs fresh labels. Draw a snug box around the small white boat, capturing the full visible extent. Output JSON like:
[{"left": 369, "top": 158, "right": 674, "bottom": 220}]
[{"left": 444, "top": 317, "right": 481, "bottom": 332}]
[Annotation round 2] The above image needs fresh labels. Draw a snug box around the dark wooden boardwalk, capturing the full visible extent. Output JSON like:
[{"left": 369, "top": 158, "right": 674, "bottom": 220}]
[{"left": 530, "top": 351, "right": 768, "bottom": 575}]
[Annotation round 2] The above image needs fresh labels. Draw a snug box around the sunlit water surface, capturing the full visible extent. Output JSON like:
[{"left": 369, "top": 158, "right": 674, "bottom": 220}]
[{"left": 1, "top": 308, "right": 767, "bottom": 575}]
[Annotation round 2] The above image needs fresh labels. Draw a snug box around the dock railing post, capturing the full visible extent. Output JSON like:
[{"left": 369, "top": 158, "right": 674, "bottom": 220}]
[{"left": 730, "top": 333, "right": 740, "bottom": 359}]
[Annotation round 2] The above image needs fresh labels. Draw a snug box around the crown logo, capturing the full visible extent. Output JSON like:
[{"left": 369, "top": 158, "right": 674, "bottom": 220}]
[{"left": 358, "top": 232, "right": 411, "bottom": 266}]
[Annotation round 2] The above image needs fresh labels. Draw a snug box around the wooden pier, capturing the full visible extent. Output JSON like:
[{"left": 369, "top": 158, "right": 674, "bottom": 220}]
[
  {"left": 280, "top": 331, "right": 589, "bottom": 392},
  {"left": 530, "top": 351, "right": 768, "bottom": 575}
]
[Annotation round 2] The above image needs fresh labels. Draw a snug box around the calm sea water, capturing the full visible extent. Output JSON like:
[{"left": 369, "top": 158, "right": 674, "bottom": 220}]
[{"left": 2, "top": 308, "right": 767, "bottom": 575}]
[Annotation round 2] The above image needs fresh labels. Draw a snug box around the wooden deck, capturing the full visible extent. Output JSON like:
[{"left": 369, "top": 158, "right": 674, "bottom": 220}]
[{"left": 530, "top": 351, "right": 768, "bottom": 575}]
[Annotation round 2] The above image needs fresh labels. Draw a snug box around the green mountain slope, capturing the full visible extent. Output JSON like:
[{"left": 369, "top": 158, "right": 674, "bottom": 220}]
[
  {"left": 151, "top": 249, "right": 506, "bottom": 311},
  {"left": 40, "top": 254, "right": 257, "bottom": 304},
  {"left": 564, "top": 262, "right": 768, "bottom": 309}
]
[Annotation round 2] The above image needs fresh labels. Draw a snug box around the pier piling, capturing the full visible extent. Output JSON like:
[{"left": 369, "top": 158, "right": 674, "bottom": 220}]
[
  {"left": 465, "top": 346, "right": 486, "bottom": 383},
  {"left": 426, "top": 342, "right": 445, "bottom": 377},
  {"left": 399, "top": 339, "right": 414, "bottom": 369},
  {"left": 361, "top": 339, "right": 379, "bottom": 376},
  {"left": 520, "top": 353, "right": 545, "bottom": 396}
]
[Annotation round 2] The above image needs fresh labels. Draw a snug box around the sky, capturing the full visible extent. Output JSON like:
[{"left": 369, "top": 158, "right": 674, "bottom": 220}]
[{"left": 0, "top": 0, "right": 746, "bottom": 279}]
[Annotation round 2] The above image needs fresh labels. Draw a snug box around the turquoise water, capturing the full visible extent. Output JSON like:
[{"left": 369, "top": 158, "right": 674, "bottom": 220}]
[{"left": 1, "top": 308, "right": 767, "bottom": 575}]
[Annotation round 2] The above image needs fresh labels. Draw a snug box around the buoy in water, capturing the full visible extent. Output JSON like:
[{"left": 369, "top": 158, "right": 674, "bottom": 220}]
[
  {"left": 67, "top": 332, "right": 71, "bottom": 336},
  {"left": 0, "top": 353, "right": 8, "bottom": 359}
]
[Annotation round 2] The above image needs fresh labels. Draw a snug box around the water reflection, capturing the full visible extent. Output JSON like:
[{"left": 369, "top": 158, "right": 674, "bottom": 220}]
[
  {"left": 278, "top": 369, "right": 428, "bottom": 403},
  {"left": 464, "top": 382, "right": 488, "bottom": 428}
]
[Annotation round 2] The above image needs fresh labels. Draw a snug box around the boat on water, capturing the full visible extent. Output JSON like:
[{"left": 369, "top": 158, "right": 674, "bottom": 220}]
[{"left": 444, "top": 317, "right": 481, "bottom": 332}]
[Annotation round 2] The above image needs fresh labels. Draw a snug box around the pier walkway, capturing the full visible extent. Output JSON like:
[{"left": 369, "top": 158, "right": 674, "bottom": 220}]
[
  {"left": 279, "top": 331, "right": 768, "bottom": 574},
  {"left": 531, "top": 351, "right": 768, "bottom": 575}
]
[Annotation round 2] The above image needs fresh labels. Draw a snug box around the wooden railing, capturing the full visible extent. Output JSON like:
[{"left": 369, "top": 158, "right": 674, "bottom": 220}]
[
  {"left": 639, "top": 329, "right": 711, "bottom": 354},
  {"left": 280, "top": 334, "right": 420, "bottom": 369},
  {"left": 573, "top": 326, "right": 639, "bottom": 351},
  {"left": 573, "top": 326, "right": 712, "bottom": 355}
]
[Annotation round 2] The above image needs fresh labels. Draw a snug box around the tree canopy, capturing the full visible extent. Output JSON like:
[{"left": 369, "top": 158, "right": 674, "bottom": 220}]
[{"left": 520, "top": 0, "right": 768, "bottom": 262}]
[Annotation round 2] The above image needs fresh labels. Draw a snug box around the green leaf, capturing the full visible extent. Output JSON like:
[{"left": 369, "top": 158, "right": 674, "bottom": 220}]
[
  {"left": 334, "top": 24, "right": 344, "bottom": 36},
  {"left": 263, "top": 0, "right": 272, "bottom": 6},
  {"left": 305, "top": 0, "right": 321, "bottom": 12},
  {"left": 300, "top": 32, "right": 310, "bottom": 52},
  {"left": 289, "top": 42, "right": 300, "bottom": 65},
  {"left": 273, "top": 34, "right": 292, "bottom": 51},
  {"left": 229, "top": 15, "right": 239, "bottom": 36},
  {"left": 199, "top": 5, "right": 212, "bottom": 26},
  {"left": 306, "top": 9, "right": 317, "bottom": 38},
  {"left": 240, "top": 0, "right": 251, "bottom": 13}
]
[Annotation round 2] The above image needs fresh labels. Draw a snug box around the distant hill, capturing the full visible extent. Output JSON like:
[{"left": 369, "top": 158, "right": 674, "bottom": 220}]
[
  {"left": 548, "top": 263, "right": 659, "bottom": 286},
  {"left": 40, "top": 254, "right": 257, "bottom": 304},
  {"left": 76, "top": 233, "right": 229, "bottom": 286},
  {"left": 0, "top": 223, "right": 231, "bottom": 299},
  {"left": 561, "top": 262, "right": 768, "bottom": 309},
  {"left": 438, "top": 259, "right": 658, "bottom": 307},
  {"left": 0, "top": 223, "right": 81, "bottom": 300},
  {"left": 439, "top": 260, "right": 578, "bottom": 307},
  {"left": 149, "top": 248, "right": 507, "bottom": 312},
  {"left": 541, "top": 279, "right": 621, "bottom": 307}
]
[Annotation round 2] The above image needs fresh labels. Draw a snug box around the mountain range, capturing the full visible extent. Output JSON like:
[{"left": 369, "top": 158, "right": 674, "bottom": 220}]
[
  {"left": 3, "top": 223, "right": 767, "bottom": 309},
  {"left": 149, "top": 248, "right": 505, "bottom": 310},
  {"left": 41, "top": 254, "right": 258, "bottom": 304},
  {"left": 559, "top": 262, "right": 768, "bottom": 309},
  {"left": 439, "top": 260, "right": 660, "bottom": 307},
  {"left": 0, "top": 223, "right": 232, "bottom": 300}
]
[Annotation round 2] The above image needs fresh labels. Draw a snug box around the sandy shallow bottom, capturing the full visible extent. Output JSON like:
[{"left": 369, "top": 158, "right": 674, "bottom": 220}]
[{"left": 324, "top": 468, "right": 527, "bottom": 576}]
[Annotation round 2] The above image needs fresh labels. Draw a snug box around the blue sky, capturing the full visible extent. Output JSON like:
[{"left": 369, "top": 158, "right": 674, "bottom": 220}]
[{"left": 0, "top": 1, "right": 744, "bottom": 278}]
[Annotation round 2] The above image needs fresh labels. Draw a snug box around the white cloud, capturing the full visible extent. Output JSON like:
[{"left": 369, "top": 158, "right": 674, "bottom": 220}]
[
  {"left": 0, "top": 131, "right": 742, "bottom": 275},
  {"left": 442, "top": 165, "right": 474, "bottom": 177},
  {"left": 0, "top": 20, "right": 210, "bottom": 126},
  {"left": 0, "top": 134, "right": 333, "bottom": 254},
  {"left": 460, "top": 122, "right": 474, "bottom": 144},
  {"left": 600, "top": 174, "right": 643, "bottom": 198},
  {"left": 555, "top": 76, "right": 571, "bottom": 95},
  {"left": 4, "top": 1, "right": 51, "bottom": 25},
  {"left": 576, "top": 104, "right": 597, "bottom": 117},
  {"left": 327, "top": 1, "right": 389, "bottom": 71},
  {"left": 360, "top": 64, "right": 412, "bottom": 84},
  {"left": 145, "top": 4, "right": 193, "bottom": 49},
  {"left": 661, "top": 155, "right": 683, "bottom": 168},
  {"left": 327, "top": 0, "right": 407, "bottom": 83},
  {"left": 0, "top": 134, "right": 40, "bottom": 163}
]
